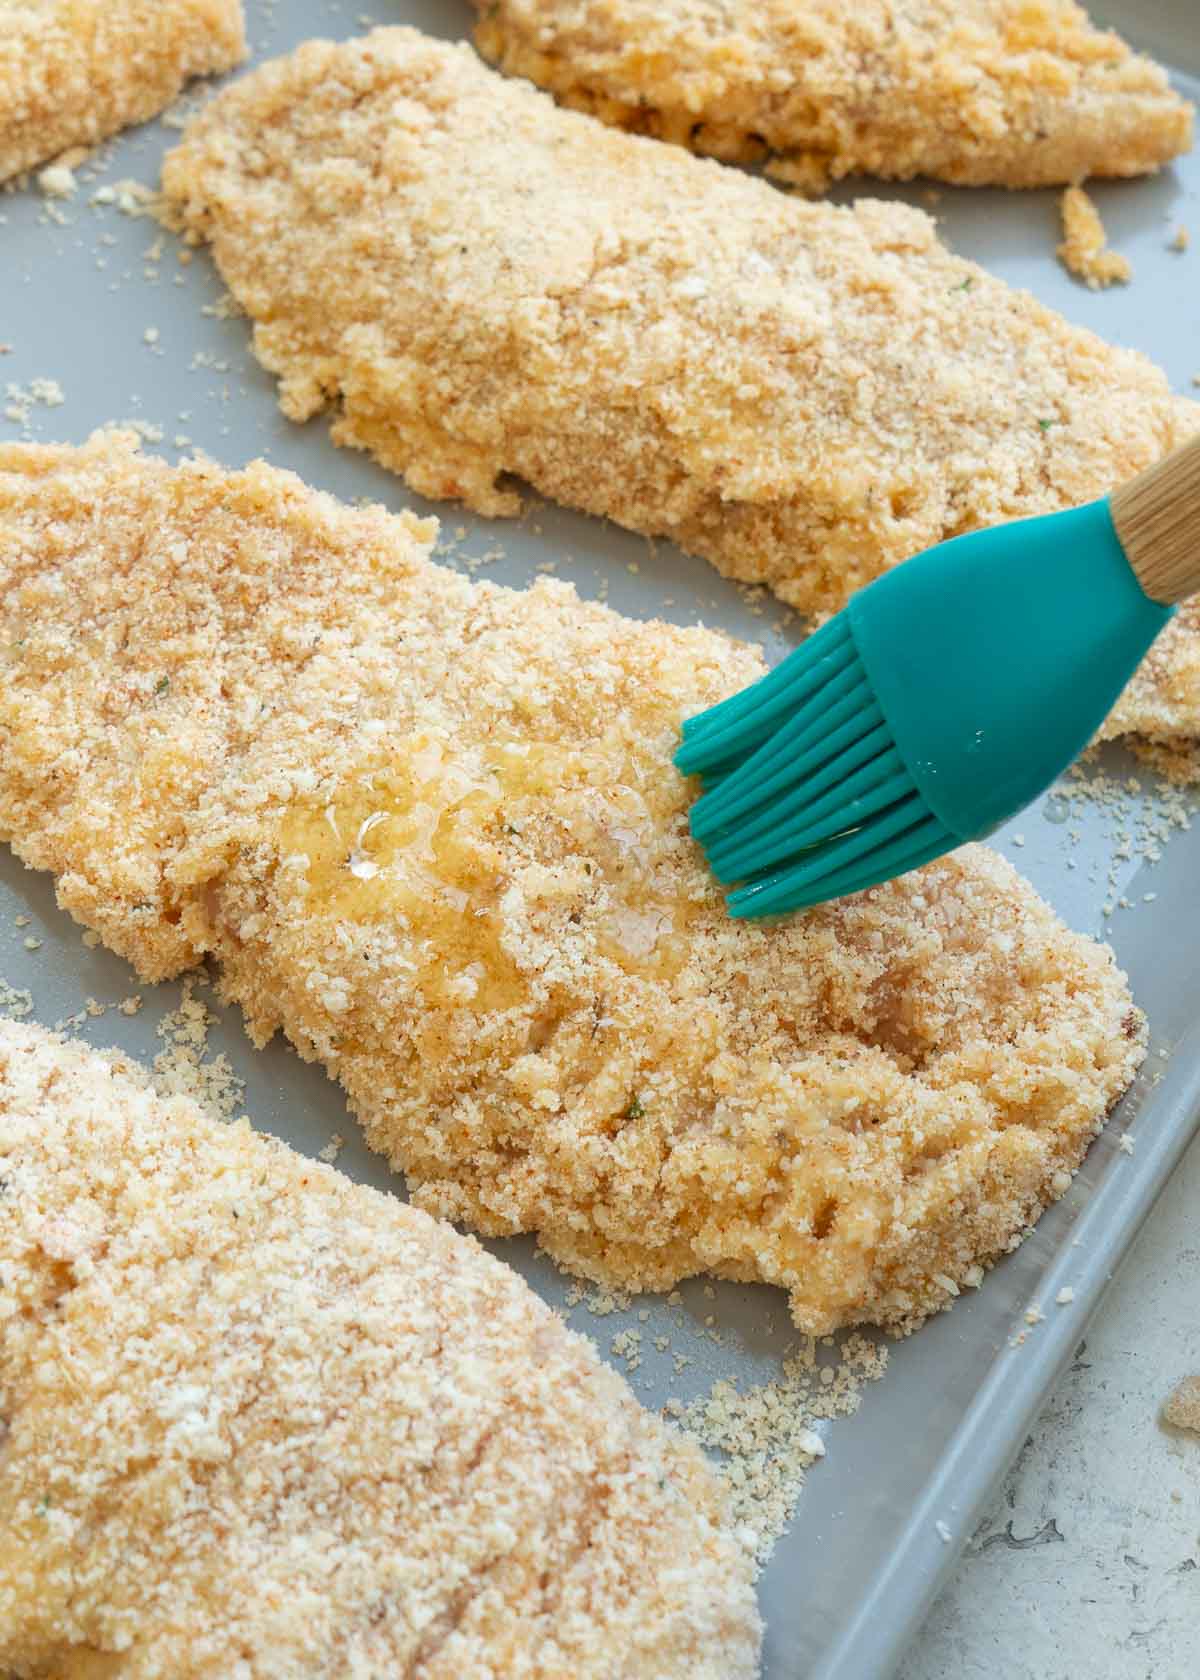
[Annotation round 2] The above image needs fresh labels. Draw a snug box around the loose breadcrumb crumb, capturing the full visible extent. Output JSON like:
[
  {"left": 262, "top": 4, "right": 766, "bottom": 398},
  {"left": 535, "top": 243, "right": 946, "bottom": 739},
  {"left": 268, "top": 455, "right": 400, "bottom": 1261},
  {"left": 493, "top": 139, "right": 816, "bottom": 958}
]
[
  {"left": 4, "top": 378, "right": 66, "bottom": 434},
  {"left": 0, "top": 1, "right": 246, "bottom": 184},
  {"left": 0, "top": 977, "right": 34, "bottom": 1020},
  {"left": 151, "top": 977, "right": 242, "bottom": 1123},
  {"left": 566, "top": 1282, "right": 634, "bottom": 1318},
  {"left": 36, "top": 161, "right": 77, "bottom": 199},
  {"left": 0, "top": 1018, "right": 761, "bottom": 1677},
  {"left": 1055, "top": 1286, "right": 1075, "bottom": 1304},
  {"left": 1058, "top": 185, "right": 1132, "bottom": 288},
  {"left": 91, "top": 178, "right": 163, "bottom": 219},
  {"left": 1163, "top": 1375, "right": 1200, "bottom": 1434},
  {"left": 473, "top": 0, "right": 1193, "bottom": 191},
  {"left": 0, "top": 434, "right": 1146, "bottom": 1335},
  {"left": 611, "top": 1327, "right": 643, "bottom": 1372},
  {"left": 161, "top": 30, "right": 1199, "bottom": 760}
]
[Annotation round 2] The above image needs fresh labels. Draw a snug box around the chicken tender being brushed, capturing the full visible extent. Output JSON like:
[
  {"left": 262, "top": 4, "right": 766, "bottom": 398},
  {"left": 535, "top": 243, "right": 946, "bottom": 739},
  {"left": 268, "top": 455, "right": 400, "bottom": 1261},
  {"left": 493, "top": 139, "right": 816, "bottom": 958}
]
[
  {"left": 0, "top": 0, "right": 245, "bottom": 184},
  {"left": 1101, "top": 603, "right": 1200, "bottom": 775},
  {"left": 160, "top": 29, "right": 1200, "bottom": 765},
  {"left": 473, "top": 0, "right": 1193, "bottom": 192},
  {"left": 0, "top": 1019, "right": 761, "bottom": 1679},
  {"left": 0, "top": 435, "right": 1144, "bottom": 1335}
]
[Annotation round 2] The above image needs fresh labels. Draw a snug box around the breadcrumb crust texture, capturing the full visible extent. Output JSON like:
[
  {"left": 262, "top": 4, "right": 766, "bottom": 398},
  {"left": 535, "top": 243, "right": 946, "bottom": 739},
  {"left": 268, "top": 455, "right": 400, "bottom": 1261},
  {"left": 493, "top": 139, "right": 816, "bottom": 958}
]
[
  {"left": 472, "top": 0, "right": 1193, "bottom": 190},
  {"left": 0, "top": 1019, "right": 761, "bottom": 1678},
  {"left": 0, "top": 0, "right": 246, "bottom": 183},
  {"left": 160, "top": 30, "right": 1200, "bottom": 758},
  {"left": 1057, "top": 183, "right": 1132, "bottom": 288},
  {"left": 0, "top": 437, "right": 1144, "bottom": 1336}
]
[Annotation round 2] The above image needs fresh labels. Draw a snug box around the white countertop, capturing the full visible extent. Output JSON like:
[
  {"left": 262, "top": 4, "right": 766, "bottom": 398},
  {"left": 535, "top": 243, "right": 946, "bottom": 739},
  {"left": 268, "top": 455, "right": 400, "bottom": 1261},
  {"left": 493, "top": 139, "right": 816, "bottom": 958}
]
[{"left": 900, "top": 1132, "right": 1200, "bottom": 1680}]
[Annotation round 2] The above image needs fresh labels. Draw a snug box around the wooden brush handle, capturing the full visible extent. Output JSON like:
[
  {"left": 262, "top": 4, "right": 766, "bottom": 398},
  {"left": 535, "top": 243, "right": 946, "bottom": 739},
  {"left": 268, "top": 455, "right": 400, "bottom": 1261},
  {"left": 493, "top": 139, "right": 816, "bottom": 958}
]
[{"left": 1110, "top": 432, "right": 1200, "bottom": 605}]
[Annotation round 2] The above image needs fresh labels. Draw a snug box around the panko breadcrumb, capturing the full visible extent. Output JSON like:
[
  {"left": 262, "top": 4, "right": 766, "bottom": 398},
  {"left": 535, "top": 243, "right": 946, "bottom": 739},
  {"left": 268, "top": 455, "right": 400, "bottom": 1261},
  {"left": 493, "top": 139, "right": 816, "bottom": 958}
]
[
  {"left": 0, "top": 435, "right": 1145, "bottom": 1334},
  {"left": 1163, "top": 1375, "right": 1200, "bottom": 1434},
  {"left": 0, "top": 0, "right": 245, "bottom": 184},
  {"left": 1057, "top": 183, "right": 1132, "bottom": 287},
  {"left": 473, "top": 0, "right": 1193, "bottom": 192},
  {"left": 1101, "top": 601, "right": 1200, "bottom": 767},
  {"left": 160, "top": 29, "right": 1200, "bottom": 762},
  {"left": 0, "top": 1018, "right": 761, "bottom": 1678}
]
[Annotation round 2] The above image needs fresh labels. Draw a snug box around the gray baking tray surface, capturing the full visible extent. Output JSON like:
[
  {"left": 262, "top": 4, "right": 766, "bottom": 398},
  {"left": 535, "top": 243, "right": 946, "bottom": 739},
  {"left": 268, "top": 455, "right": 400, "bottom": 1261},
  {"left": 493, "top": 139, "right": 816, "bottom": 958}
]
[{"left": 2, "top": 2, "right": 1198, "bottom": 1675}]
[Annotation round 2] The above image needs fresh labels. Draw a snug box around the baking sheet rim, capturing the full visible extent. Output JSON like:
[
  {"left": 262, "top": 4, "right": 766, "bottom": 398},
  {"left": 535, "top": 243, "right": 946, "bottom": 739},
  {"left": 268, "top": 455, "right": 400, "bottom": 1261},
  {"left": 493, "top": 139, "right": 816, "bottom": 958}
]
[{"left": 817, "top": 1021, "right": 1200, "bottom": 1680}]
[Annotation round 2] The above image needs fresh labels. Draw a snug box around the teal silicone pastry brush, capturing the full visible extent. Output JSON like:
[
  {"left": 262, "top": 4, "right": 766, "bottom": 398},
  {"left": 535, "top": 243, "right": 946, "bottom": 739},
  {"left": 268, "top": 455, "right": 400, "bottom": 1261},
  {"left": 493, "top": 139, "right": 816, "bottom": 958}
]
[{"left": 677, "top": 434, "right": 1200, "bottom": 918}]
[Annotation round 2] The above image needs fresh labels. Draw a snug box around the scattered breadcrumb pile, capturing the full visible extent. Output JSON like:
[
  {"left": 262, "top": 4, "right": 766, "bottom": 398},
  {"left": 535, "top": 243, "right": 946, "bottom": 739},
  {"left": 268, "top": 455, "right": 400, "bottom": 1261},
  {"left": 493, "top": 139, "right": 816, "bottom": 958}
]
[
  {"left": 1051, "top": 759, "right": 1195, "bottom": 921},
  {"left": 160, "top": 29, "right": 1200, "bottom": 762},
  {"left": 0, "top": 1019, "right": 761, "bottom": 1678},
  {"left": 0, "top": 435, "right": 1145, "bottom": 1335},
  {"left": 1057, "top": 184, "right": 1132, "bottom": 287},
  {"left": 0, "top": 0, "right": 245, "bottom": 185},
  {"left": 474, "top": 0, "right": 1193, "bottom": 192},
  {"left": 1163, "top": 1375, "right": 1200, "bottom": 1434},
  {"left": 672, "top": 1335, "right": 887, "bottom": 1561}
]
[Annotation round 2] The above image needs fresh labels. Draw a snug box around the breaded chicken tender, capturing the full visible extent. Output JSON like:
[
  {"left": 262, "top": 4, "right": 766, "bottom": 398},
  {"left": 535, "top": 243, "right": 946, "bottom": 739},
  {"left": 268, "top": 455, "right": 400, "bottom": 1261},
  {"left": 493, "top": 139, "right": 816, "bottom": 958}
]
[
  {"left": 0, "top": 0, "right": 245, "bottom": 184},
  {"left": 1102, "top": 603, "right": 1200, "bottom": 767},
  {"left": 0, "top": 435, "right": 1144, "bottom": 1334},
  {"left": 473, "top": 0, "right": 1193, "bottom": 192},
  {"left": 161, "top": 30, "right": 1200, "bottom": 762},
  {"left": 0, "top": 1019, "right": 761, "bottom": 1678}
]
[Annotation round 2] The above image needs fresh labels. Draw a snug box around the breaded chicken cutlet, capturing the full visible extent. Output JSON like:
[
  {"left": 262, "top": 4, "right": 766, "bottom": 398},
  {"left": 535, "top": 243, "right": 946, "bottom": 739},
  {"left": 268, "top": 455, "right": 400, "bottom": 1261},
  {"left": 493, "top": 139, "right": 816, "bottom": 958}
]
[
  {"left": 0, "top": 435, "right": 1144, "bottom": 1335},
  {"left": 160, "top": 29, "right": 1200, "bottom": 766},
  {"left": 0, "top": 0, "right": 245, "bottom": 184},
  {"left": 1101, "top": 611, "right": 1200, "bottom": 773},
  {"left": 0, "top": 1019, "right": 761, "bottom": 1678},
  {"left": 473, "top": 0, "right": 1193, "bottom": 192}
]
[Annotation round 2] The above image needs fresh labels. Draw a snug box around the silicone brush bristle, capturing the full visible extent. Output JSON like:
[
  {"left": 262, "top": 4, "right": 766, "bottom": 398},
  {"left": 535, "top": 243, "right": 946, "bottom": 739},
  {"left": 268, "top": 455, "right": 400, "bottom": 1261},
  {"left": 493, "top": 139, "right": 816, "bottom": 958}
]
[
  {"left": 676, "top": 625, "right": 954, "bottom": 917},
  {"left": 676, "top": 616, "right": 854, "bottom": 778}
]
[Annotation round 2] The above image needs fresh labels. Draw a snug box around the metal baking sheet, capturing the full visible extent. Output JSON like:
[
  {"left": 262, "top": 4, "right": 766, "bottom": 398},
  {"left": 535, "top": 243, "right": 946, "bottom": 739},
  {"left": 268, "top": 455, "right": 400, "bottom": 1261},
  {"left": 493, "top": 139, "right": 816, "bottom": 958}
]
[{"left": 2, "top": 3, "right": 1198, "bottom": 1675}]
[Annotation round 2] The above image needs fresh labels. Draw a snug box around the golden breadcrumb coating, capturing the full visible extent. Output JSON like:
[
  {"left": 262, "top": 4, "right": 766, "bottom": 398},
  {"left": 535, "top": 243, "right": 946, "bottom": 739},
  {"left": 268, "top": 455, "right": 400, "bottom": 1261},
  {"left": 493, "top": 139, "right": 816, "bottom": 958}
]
[
  {"left": 1102, "top": 601, "right": 1200, "bottom": 758},
  {"left": 0, "top": 435, "right": 1144, "bottom": 1334},
  {"left": 0, "top": 0, "right": 245, "bottom": 184},
  {"left": 0, "top": 1019, "right": 761, "bottom": 1678},
  {"left": 160, "top": 29, "right": 1200, "bottom": 762},
  {"left": 1057, "top": 184, "right": 1131, "bottom": 288},
  {"left": 473, "top": 0, "right": 1193, "bottom": 192}
]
